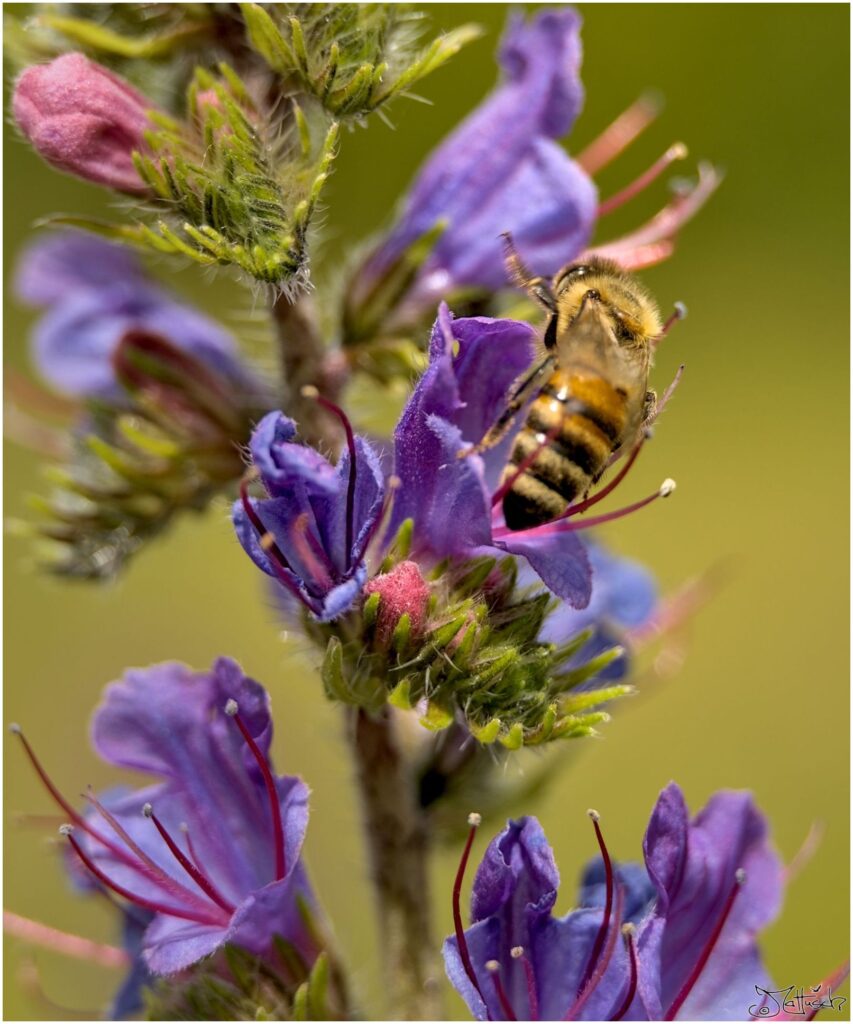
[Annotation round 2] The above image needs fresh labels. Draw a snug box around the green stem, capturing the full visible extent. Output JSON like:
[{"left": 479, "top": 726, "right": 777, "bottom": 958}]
[
  {"left": 270, "top": 291, "right": 342, "bottom": 444},
  {"left": 347, "top": 706, "right": 442, "bottom": 1020}
]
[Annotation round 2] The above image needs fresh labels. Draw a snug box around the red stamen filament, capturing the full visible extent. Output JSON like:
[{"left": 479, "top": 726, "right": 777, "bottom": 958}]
[
  {"left": 3, "top": 910, "right": 129, "bottom": 969},
  {"left": 239, "top": 477, "right": 317, "bottom": 613},
  {"left": 578, "top": 811, "right": 614, "bottom": 995},
  {"left": 564, "top": 884, "right": 625, "bottom": 1021},
  {"left": 352, "top": 474, "right": 400, "bottom": 567},
  {"left": 559, "top": 440, "right": 645, "bottom": 521},
  {"left": 301, "top": 386, "right": 358, "bottom": 558},
  {"left": 493, "top": 478, "right": 674, "bottom": 541},
  {"left": 663, "top": 869, "right": 745, "bottom": 1020},
  {"left": 453, "top": 814, "right": 490, "bottom": 1014},
  {"left": 603, "top": 241, "right": 675, "bottom": 273},
  {"left": 613, "top": 925, "right": 639, "bottom": 1021},
  {"left": 491, "top": 425, "right": 563, "bottom": 508},
  {"left": 84, "top": 790, "right": 221, "bottom": 918},
  {"left": 62, "top": 828, "right": 225, "bottom": 927},
  {"left": 11, "top": 726, "right": 196, "bottom": 905},
  {"left": 805, "top": 960, "right": 850, "bottom": 1022},
  {"left": 585, "top": 164, "right": 720, "bottom": 263},
  {"left": 598, "top": 143, "right": 688, "bottom": 218},
  {"left": 654, "top": 304, "right": 688, "bottom": 348},
  {"left": 576, "top": 93, "right": 662, "bottom": 175},
  {"left": 512, "top": 947, "right": 539, "bottom": 1021},
  {"left": 486, "top": 962, "right": 517, "bottom": 1021},
  {"left": 225, "top": 701, "right": 286, "bottom": 881},
  {"left": 290, "top": 513, "right": 335, "bottom": 589},
  {"left": 143, "top": 805, "right": 235, "bottom": 914}
]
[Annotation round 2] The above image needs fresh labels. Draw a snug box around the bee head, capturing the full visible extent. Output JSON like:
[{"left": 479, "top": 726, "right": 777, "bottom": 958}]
[{"left": 552, "top": 258, "right": 662, "bottom": 348}]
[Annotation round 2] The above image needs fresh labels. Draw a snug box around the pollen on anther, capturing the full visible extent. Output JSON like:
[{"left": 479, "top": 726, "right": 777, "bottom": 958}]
[
  {"left": 467, "top": 812, "right": 482, "bottom": 827},
  {"left": 260, "top": 531, "right": 276, "bottom": 552},
  {"left": 587, "top": 808, "right": 601, "bottom": 822},
  {"left": 660, "top": 479, "right": 677, "bottom": 498},
  {"left": 300, "top": 385, "right": 320, "bottom": 399},
  {"left": 141, "top": 803, "right": 153, "bottom": 818},
  {"left": 224, "top": 699, "right": 239, "bottom": 717},
  {"left": 9, "top": 723, "right": 21, "bottom": 735},
  {"left": 674, "top": 301, "right": 688, "bottom": 320},
  {"left": 58, "top": 824, "right": 74, "bottom": 837},
  {"left": 735, "top": 867, "right": 746, "bottom": 884},
  {"left": 622, "top": 923, "right": 636, "bottom": 937},
  {"left": 511, "top": 946, "right": 525, "bottom": 959},
  {"left": 485, "top": 960, "right": 501, "bottom": 973}
]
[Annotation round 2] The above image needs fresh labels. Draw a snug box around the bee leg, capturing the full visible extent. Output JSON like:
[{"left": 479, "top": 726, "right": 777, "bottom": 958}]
[
  {"left": 641, "top": 388, "right": 658, "bottom": 429},
  {"left": 459, "top": 354, "right": 556, "bottom": 458},
  {"left": 501, "top": 232, "right": 556, "bottom": 312}
]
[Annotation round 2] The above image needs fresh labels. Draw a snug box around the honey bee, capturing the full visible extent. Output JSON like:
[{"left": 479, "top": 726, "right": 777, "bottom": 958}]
[{"left": 470, "top": 237, "right": 664, "bottom": 531}]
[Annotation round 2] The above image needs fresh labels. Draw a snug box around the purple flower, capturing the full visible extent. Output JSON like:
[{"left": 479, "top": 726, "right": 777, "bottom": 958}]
[
  {"left": 15, "top": 231, "right": 258, "bottom": 402},
  {"left": 234, "top": 410, "right": 386, "bottom": 622},
  {"left": 13, "top": 53, "right": 152, "bottom": 193},
  {"left": 352, "top": 8, "right": 594, "bottom": 317},
  {"left": 445, "top": 783, "right": 788, "bottom": 1021},
  {"left": 348, "top": 7, "right": 719, "bottom": 331},
  {"left": 14, "top": 658, "right": 320, "bottom": 976}
]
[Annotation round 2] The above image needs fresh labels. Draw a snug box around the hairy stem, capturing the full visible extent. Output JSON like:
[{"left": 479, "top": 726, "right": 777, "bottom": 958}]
[
  {"left": 348, "top": 706, "right": 441, "bottom": 1020},
  {"left": 270, "top": 291, "right": 345, "bottom": 445}
]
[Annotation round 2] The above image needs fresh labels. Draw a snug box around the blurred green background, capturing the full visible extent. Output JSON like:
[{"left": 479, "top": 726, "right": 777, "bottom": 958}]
[{"left": 4, "top": 4, "right": 849, "bottom": 1020}]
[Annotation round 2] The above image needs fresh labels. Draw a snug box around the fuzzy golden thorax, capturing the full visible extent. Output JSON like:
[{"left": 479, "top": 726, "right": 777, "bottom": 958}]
[{"left": 551, "top": 258, "right": 663, "bottom": 349}]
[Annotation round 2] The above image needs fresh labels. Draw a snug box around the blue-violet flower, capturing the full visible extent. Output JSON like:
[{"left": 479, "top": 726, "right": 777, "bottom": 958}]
[
  {"left": 348, "top": 7, "right": 719, "bottom": 331},
  {"left": 15, "top": 231, "right": 258, "bottom": 402},
  {"left": 13, "top": 657, "right": 319, "bottom": 976},
  {"left": 444, "top": 783, "right": 799, "bottom": 1021}
]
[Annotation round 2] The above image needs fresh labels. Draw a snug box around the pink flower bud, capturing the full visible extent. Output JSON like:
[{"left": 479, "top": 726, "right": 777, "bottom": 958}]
[
  {"left": 364, "top": 561, "right": 431, "bottom": 648},
  {"left": 13, "top": 53, "right": 153, "bottom": 194}
]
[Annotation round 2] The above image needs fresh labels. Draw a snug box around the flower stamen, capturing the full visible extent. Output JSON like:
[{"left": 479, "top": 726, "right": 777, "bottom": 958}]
[
  {"left": 663, "top": 868, "right": 746, "bottom": 1020},
  {"left": 564, "top": 883, "right": 626, "bottom": 1020},
  {"left": 576, "top": 93, "right": 662, "bottom": 175},
  {"left": 486, "top": 960, "right": 517, "bottom": 1021},
  {"left": 352, "top": 474, "right": 400, "bottom": 567},
  {"left": 511, "top": 946, "right": 539, "bottom": 1021},
  {"left": 654, "top": 303, "right": 688, "bottom": 348},
  {"left": 224, "top": 699, "right": 286, "bottom": 881},
  {"left": 239, "top": 477, "right": 318, "bottom": 614},
  {"left": 578, "top": 810, "right": 615, "bottom": 995},
  {"left": 60, "top": 826, "right": 225, "bottom": 927},
  {"left": 11, "top": 725, "right": 184, "bottom": 899},
  {"left": 612, "top": 924, "right": 639, "bottom": 1021},
  {"left": 493, "top": 479, "right": 675, "bottom": 541},
  {"left": 584, "top": 163, "right": 721, "bottom": 269},
  {"left": 560, "top": 439, "right": 645, "bottom": 521},
  {"left": 301, "top": 385, "right": 358, "bottom": 558},
  {"left": 453, "top": 813, "right": 490, "bottom": 1014},
  {"left": 142, "top": 803, "right": 235, "bottom": 914},
  {"left": 83, "top": 788, "right": 221, "bottom": 916},
  {"left": 598, "top": 143, "right": 688, "bottom": 218}
]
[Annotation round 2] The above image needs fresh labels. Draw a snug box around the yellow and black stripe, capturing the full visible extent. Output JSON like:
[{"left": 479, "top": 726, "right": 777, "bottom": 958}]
[{"left": 501, "top": 370, "right": 628, "bottom": 530}]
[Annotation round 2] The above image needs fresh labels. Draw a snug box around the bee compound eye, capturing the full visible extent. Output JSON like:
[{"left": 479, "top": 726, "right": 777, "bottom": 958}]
[{"left": 556, "top": 263, "right": 593, "bottom": 291}]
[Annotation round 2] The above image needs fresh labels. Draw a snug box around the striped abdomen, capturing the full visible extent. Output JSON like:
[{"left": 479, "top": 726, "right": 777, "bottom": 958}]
[{"left": 501, "top": 369, "right": 630, "bottom": 530}]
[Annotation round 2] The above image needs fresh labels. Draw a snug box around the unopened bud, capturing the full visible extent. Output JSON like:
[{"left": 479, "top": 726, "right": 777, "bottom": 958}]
[{"left": 13, "top": 53, "right": 152, "bottom": 193}]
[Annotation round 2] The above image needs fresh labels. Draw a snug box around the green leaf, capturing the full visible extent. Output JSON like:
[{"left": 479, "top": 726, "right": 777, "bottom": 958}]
[{"left": 37, "top": 13, "right": 209, "bottom": 58}]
